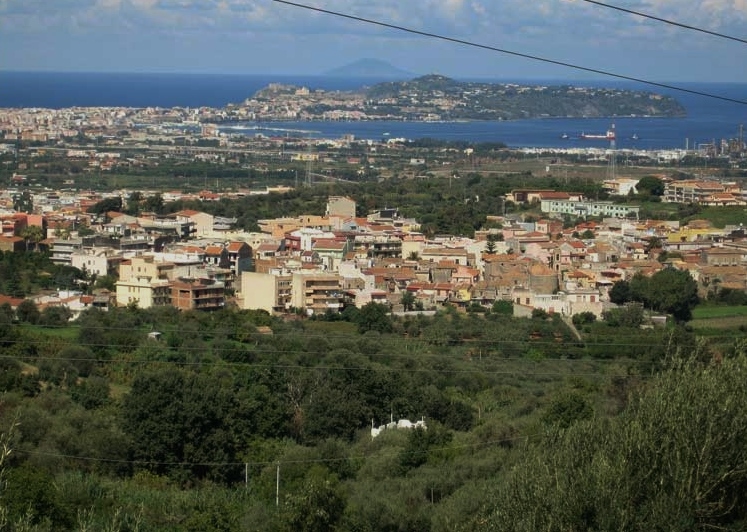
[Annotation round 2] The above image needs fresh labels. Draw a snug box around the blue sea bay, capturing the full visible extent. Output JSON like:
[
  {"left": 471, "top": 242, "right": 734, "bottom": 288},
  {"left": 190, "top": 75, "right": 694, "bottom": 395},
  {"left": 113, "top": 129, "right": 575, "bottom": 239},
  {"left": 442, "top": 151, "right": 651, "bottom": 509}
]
[{"left": 1, "top": 71, "right": 745, "bottom": 150}]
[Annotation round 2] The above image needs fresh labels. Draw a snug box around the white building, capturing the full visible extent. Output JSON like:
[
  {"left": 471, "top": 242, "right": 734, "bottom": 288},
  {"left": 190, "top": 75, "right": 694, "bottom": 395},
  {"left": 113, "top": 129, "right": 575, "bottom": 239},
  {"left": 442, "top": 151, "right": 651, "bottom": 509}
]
[{"left": 540, "top": 199, "right": 640, "bottom": 219}]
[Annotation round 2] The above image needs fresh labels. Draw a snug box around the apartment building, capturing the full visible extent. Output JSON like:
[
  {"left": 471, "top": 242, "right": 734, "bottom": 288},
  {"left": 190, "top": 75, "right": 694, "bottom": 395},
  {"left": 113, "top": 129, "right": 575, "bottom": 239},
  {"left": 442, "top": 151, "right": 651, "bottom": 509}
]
[
  {"left": 115, "top": 276, "right": 172, "bottom": 308},
  {"left": 326, "top": 196, "right": 356, "bottom": 219},
  {"left": 663, "top": 180, "right": 740, "bottom": 203},
  {"left": 540, "top": 199, "right": 640, "bottom": 219},
  {"left": 119, "top": 255, "right": 176, "bottom": 282},
  {"left": 171, "top": 278, "right": 225, "bottom": 311},
  {"left": 71, "top": 248, "right": 123, "bottom": 278},
  {"left": 602, "top": 177, "right": 640, "bottom": 196},
  {"left": 291, "top": 273, "right": 344, "bottom": 314},
  {"left": 239, "top": 271, "right": 293, "bottom": 313}
]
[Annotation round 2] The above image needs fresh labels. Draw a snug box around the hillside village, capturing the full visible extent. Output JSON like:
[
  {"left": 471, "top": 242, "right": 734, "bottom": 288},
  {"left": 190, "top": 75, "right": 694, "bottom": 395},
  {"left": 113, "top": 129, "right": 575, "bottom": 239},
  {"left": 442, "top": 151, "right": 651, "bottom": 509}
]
[{"left": 1, "top": 176, "right": 746, "bottom": 323}]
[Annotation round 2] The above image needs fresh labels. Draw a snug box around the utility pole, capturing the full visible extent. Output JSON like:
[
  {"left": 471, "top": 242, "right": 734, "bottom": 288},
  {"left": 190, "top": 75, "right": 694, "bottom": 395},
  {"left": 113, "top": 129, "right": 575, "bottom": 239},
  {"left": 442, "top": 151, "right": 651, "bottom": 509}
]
[{"left": 276, "top": 462, "right": 280, "bottom": 507}]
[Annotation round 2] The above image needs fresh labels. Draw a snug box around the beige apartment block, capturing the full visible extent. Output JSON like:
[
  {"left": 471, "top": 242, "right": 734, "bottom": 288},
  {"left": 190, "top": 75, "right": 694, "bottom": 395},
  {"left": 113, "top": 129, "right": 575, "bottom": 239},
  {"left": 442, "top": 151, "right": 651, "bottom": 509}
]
[
  {"left": 119, "top": 255, "right": 175, "bottom": 282},
  {"left": 291, "top": 272, "right": 344, "bottom": 314},
  {"left": 239, "top": 271, "right": 292, "bottom": 313},
  {"left": 326, "top": 196, "right": 356, "bottom": 218},
  {"left": 174, "top": 209, "right": 214, "bottom": 236},
  {"left": 115, "top": 276, "right": 172, "bottom": 308},
  {"left": 71, "top": 248, "right": 123, "bottom": 278}
]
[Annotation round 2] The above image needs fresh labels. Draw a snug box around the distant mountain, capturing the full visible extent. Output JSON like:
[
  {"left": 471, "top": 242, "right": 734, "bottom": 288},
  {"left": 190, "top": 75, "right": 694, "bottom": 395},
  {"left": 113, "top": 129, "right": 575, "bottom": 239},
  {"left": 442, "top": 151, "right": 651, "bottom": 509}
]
[{"left": 324, "top": 59, "right": 414, "bottom": 80}]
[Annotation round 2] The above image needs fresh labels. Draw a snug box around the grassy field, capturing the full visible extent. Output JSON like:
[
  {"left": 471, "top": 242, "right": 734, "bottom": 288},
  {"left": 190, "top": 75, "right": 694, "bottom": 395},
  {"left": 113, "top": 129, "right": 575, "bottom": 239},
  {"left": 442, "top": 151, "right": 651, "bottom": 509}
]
[
  {"left": 18, "top": 323, "right": 80, "bottom": 340},
  {"left": 685, "top": 206, "right": 747, "bottom": 228},
  {"left": 689, "top": 305, "right": 747, "bottom": 335},
  {"left": 691, "top": 305, "right": 747, "bottom": 319}
]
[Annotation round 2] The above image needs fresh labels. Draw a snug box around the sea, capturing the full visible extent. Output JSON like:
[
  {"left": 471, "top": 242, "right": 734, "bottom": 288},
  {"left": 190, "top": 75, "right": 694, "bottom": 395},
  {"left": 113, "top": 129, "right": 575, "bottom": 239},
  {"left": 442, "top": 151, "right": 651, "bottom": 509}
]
[{"left": 1, "top": 71, "right": 746, "bottom": 151}]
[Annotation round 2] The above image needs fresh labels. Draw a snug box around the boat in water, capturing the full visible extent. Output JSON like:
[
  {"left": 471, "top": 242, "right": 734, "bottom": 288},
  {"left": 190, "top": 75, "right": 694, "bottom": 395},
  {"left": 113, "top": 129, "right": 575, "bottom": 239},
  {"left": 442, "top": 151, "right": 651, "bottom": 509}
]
[
  {"left": 580, "top": 123, "right": 616, "bottom": 140},
  {"left": 580, "top": 130, "right": 616, "bottom": 140}
]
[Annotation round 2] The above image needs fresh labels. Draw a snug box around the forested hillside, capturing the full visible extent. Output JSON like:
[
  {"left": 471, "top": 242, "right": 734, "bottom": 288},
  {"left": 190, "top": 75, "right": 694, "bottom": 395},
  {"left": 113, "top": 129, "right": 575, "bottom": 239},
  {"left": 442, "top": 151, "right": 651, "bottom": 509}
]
[{"left": 1, "top": 299, "right": 746, "bottom": 530}]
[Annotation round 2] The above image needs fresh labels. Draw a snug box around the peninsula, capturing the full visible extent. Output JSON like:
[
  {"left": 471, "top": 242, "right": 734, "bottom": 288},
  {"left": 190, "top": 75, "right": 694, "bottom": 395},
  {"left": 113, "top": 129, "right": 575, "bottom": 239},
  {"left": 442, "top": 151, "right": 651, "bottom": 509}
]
[{"left": 231, "top": 74, "right": 686, "bottom": 122}]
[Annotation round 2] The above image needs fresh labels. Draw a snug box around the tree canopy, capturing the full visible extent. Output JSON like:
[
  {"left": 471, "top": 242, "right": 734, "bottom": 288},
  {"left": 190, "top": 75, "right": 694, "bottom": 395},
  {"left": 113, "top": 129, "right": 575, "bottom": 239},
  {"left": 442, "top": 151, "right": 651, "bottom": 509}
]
[
  {"left": 636, "top": 175, "right": 665, "bottom": 196},
  {"left": 609, "top": 268, "right": 699, "bottom": 322}
]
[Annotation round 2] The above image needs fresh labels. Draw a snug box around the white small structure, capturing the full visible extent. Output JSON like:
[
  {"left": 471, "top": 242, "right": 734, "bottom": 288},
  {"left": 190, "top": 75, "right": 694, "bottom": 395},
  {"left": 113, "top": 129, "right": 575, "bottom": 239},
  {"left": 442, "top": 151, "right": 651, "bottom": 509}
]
[{"left": 371, "top": 415, "right": 427, "bottom": 439}]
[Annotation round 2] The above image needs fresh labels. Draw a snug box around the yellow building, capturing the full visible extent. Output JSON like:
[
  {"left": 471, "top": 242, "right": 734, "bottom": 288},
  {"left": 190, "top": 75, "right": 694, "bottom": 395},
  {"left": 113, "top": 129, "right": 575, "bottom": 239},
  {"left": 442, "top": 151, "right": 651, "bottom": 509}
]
[
  {"left": 119, "top": 255, "right": 175, "bottom": 282},
  {"left": 115, "top": 276, "right": 172, "bottom": 308},
  {"left": 239, "top": 272, "right": 293, "bottom": 313}
]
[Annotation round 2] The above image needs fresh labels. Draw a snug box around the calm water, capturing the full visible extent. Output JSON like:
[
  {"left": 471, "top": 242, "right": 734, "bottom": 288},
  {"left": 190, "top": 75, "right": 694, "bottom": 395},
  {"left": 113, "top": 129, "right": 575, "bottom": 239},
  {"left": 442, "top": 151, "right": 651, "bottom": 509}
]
[{"left": 1, "top": 71, "right": 746, "bottom": 150}]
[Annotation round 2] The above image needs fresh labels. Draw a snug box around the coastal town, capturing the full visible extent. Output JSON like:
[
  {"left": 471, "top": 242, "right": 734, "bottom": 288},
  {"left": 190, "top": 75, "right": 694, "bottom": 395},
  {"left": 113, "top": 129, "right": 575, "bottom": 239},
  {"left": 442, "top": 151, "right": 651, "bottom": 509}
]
[
  {"left": 7, "top": 0, "right": 747, "bottom": 521},
  {"left": 1, "top": 96, "right": 747, "bottom": 322},
  {"left": 4, "top": 10, "right": 747, "bottom": 527}
]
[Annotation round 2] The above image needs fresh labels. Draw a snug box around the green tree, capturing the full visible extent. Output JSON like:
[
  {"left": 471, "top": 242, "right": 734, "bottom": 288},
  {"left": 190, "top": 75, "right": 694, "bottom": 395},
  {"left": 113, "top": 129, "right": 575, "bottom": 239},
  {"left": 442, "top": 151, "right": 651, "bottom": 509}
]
[
  {"left": 492, "top": 299, "right": 513, "bottom": 315},
  {"left": 87, "top": 196, "right": 122, "bottom": 215},
  {"left": 280, "top": 467, "right": 345, "bottom": 532},
  {"left": 636, "top": 175, "right": 665, "bottom": 196},
  {"left": 542, "top": 391, "right": 594, "bottom": 429},
  {"left": 93, "top": 274, "right": 117, "bottom": 291},
  {"left": 0, "top": 302, "right": 13, "bottom": 323},
  {"left": 38, "top": 305, "right": 73, "bottom": 327},
  {"left": 645, "top": 236, "right": 664, "bottom": 253},
  {"left": 401, "top": 290, "right": 416, "bottom": 312},
  {"left": 125, "top": 191, "right": 143, "bottom": 216},
  {"left": 70, "top": 376, "right": 110, "bottom": 409},
  {"left": 355, "top": 302, "right": 393, "bottom": 334},
  {"left": 15, "top": 299, "right": 40, "bottom": 324},
  {"left": 602, "top": 302, "right": 645, "bottom": 328},
  {"left": 476, "top": 354, "right": 747, "bottom": 530},
  {"left": 59, "top": 345, "right": 97, "bottom": 377},
  {"left": 122, "top": 368, "right": 245, "bottom": 483},
  {"left": 12, "top": 191, "right": 33, "bottom": 213},
  {"left": 628, "top": 271, "right": 650, "bottom": 306},
  {"left": 143, "top": 193, "right": 165, "bottom": 214},
  {"left": 647, "top": 268, "right": 699, "bottom": 321},
  {"left": 3, "top": 464, "right": 71, "bottom": 527},
  {"left": 18, "top": 225, "right": 44, "bottom": 252},
  {"left": 572, "top": 311, "right": 596, "bottom": 327},
  {"left": 398, "top": 425, "right": 453, "bottom": 473}
]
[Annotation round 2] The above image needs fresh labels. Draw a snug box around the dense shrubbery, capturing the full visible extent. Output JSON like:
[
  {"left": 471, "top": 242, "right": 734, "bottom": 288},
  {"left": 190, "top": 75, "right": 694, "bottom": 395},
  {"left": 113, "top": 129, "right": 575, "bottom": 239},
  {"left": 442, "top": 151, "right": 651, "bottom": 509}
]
[{"left": 0, "top": 303, "right": 743, "bottom": 529}]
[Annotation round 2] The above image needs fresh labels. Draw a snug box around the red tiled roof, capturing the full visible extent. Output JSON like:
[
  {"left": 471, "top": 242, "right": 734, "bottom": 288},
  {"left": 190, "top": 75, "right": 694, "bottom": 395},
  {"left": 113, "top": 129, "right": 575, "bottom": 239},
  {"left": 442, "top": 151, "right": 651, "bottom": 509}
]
[
  {"left": 313, "top": 239, "right": 346, "bottom": 251},
  {"left": 0, "top": 295, "right": 24, "bottom": 307},
  {"left": 204, "top": 246, "right": 224, "bottom": 256},
  {"left": 175, "top": 209, "right": 201, "bottom": 217},
  {"left": 226, "top": 241, "right": 247, "bottom": 252},
  {"left": 538, "top": 191, "right": 571, "bottom": 200}
]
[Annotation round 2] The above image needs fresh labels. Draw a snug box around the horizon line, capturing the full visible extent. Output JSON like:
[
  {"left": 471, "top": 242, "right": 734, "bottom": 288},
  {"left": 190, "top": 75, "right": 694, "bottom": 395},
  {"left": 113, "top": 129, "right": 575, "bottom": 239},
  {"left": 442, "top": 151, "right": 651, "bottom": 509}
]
[{"left": 0, "top": 69, "right": 743, "bottom": 86}]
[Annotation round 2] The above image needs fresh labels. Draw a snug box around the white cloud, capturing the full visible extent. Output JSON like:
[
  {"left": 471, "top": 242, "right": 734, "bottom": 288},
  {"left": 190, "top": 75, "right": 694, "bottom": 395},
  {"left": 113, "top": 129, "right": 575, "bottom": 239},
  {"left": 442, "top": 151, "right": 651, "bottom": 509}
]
[
  {"left": 4, "top": 0, "right": 745, "bottom": 39},
  {"left": 2, "top": 0, "right": 745, "bottom": 80}
]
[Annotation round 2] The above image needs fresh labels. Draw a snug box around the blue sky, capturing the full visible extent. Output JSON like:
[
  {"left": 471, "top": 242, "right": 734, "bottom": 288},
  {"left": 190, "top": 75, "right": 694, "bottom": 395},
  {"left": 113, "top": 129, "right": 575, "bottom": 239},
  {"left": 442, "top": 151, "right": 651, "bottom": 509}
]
[{"left": 1, "top": 0, "right": 746, "bottom": 82}]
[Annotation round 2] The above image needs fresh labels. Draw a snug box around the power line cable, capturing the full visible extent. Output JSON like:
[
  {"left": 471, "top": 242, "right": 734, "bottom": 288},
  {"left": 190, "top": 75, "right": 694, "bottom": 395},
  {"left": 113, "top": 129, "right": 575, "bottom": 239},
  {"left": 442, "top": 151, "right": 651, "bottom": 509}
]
[
  {"left": 14, "top": 432, "right": 537, "bottom": 469},
  {"left": 577, "top": 0, "right": 747, "bottom": 46},
  {"left": 0, "top": 352, "right": 640, "bottom": 378},
  {"left": 271, "top": 0, "right": 747, "bottom": 106},
  {"left": 4, "top": 334, "right": 711, "bottom": 360},
  {"left": 13, "top": 322, "right": 728, "bottom": 349}
]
